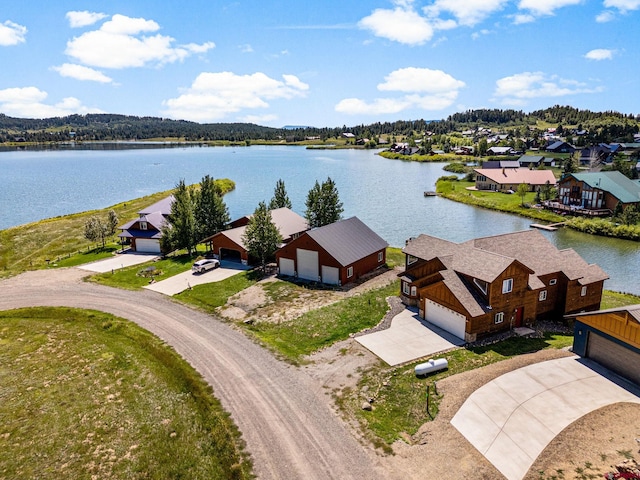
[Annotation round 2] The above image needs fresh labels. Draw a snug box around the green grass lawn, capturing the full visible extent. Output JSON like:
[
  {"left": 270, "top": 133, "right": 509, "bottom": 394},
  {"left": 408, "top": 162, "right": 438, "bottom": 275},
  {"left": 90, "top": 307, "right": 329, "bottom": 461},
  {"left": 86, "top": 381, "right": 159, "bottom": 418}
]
[
  {"left": 436, "top": 179, "right": 566, "bottom": 223},
  {"left": 52, "top": 244, "right": 121, "bottom": 268},
  {"left": 246, "top": 281, "right": 399, "bottom": 364},
  {"left": 601, "top": 290, "right": 640, "bottom": 309},
  {"left": 176, "top": 270, "right": 261, "bottom": 314},
  {"left": 89, "top": 252, "right": 202, "bottom": 290},
  {"left": 0, "top": 307, "right": 251, "bottom": 480}
]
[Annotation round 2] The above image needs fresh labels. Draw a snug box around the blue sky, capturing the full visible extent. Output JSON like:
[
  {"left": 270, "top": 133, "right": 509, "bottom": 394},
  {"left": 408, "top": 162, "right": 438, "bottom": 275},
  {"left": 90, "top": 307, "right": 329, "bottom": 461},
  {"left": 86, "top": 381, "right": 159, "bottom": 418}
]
[{"left": 0, "top": 1, "right": 638, "bottom": 128}]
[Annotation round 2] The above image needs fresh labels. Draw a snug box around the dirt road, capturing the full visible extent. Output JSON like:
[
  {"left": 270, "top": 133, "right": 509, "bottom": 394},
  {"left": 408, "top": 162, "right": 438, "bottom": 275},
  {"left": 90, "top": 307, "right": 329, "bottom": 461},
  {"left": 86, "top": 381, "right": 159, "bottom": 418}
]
[{"left": 0, "top": 269, "right": 391, "bottom": 480}]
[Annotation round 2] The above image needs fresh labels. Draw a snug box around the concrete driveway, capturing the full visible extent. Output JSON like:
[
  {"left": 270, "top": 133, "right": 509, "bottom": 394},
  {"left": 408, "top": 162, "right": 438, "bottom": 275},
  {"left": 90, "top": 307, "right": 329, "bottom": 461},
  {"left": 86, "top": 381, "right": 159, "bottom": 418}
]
[
  {"left": 144, "top": 260, "right": 250, "bottom": 296},
  {"left": 451, "top": 356, "right": 640, "bottom": 480},
  {"left": 78, "top": 251, "right": 158, "bottom": 273},
  {"left": 355, "top": 307, "right": 464, "bottom": 366}
]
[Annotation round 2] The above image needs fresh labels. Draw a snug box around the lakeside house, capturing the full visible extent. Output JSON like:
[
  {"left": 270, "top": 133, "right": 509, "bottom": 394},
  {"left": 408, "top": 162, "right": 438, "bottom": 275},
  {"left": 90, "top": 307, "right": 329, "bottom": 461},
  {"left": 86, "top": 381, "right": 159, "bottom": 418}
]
[
  {"left": 118, "top": 195, "right": 173, "bottom": 253},
  {"left": 556, "top": 171, "right": 640, "bottom": 214},
  {"left": 473, "top": 167, "right": 556, "bottom": 192},
  {"left": 399, "top": 230, "right": 608, "bottom": 342}
]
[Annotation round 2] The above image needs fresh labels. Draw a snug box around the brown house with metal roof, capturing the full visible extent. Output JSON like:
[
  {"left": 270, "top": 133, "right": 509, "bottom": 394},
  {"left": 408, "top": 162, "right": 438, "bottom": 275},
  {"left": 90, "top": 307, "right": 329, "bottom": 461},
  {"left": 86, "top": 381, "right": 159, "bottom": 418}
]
[
  {"left": 399, "top": 230, "right": 608, "bottom": 342},
  {"left": 276, "top": 216, "right": 388, "bottom": 286},
  {"left": 204, "top": 207, "right": 308, "bottom": 264},
  {"left": 569, "top": 305, "right": 640, "bottom": 385}
]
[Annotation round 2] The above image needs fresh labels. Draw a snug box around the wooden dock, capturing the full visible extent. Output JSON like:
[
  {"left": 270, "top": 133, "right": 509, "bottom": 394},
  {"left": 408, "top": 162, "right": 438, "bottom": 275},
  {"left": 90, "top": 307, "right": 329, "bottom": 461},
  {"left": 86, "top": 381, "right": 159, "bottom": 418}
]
[{"left": 530, "top": 222, "right": 566, "bottom": 231}]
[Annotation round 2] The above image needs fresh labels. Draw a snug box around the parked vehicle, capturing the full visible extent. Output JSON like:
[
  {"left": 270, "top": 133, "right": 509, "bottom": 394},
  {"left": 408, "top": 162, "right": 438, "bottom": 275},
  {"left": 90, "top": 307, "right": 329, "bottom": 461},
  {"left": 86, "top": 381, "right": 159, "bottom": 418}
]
[{"left": 192, "top": 258, "right": 220, "bottom": 273}]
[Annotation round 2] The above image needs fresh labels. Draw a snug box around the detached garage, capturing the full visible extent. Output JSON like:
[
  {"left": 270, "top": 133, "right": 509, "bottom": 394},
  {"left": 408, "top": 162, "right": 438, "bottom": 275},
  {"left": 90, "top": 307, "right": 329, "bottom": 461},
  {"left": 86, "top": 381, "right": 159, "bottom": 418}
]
[
  {"left": 569, "top": 305, "right": 640, "bottom": 386},
  {"left": 276, "top": 216, "right": 388, "bottom": 286}
]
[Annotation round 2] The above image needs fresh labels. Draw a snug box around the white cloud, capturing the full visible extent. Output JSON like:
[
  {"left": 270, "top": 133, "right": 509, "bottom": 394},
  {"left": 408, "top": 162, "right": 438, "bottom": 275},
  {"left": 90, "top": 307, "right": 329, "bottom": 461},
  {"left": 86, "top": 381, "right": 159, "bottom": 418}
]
[
  {"left": 0, "top": 86, "right": 102, "bottom": 118},
  {"left": 51, "top": 63, "right": 114, "bottom": 83},
  {"left": 512, "top": 13, "right": 536, "bottom": 23},
  {"left": 584, "top": 48, "right": 615, "bottom": 60},
  {"left": 239, "top": 44, "right": 254, "bottom": 53},
  {"left": 65, "top": 14, "right": 214, "bottom": 69},
  {"left": 595, "top": 10, "right": 616, "bottom": 21},
  {"left": 66, "top": 11, "right": 108, "bottom": 28},
  {"left": 358, "top": 2, "right": 434, "bottom": 45},
  {"left": 335, "top": 67, "right": 465, "bottom": 116},
  {"left": 424, "top": 0, "right": 510, "bottom": 27},
  {"left": 604, "top": 0, "right": 640, "bottom": 11},
  {"left": 378, "top": 67, "right": 465, "bottom": 93},
  {"left": 517, "top": 0, "right": 583, "bottom": 17},
  {"left": 493, "top": 71, "right": 603, "bottom": 105},
  {"left": 0, "top": 20, "right": 27, "bottom": 46},
  {"left": 162, "top": 71, "right": 309, "bottom": 122}
]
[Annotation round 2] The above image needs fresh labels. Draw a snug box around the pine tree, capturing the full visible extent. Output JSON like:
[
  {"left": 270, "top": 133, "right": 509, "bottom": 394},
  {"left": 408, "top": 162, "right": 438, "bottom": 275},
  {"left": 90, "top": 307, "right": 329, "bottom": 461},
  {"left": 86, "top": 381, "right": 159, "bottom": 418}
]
[{"left": 162, "top": 179, "right": 197, "bottom": 255}]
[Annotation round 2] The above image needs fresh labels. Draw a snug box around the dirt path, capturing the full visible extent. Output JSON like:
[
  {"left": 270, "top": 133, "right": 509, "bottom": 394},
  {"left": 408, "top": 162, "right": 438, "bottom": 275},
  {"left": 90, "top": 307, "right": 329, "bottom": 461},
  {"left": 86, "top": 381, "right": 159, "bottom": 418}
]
[{"left": 0, "top": 269, "right": 392, "bottom": 480}]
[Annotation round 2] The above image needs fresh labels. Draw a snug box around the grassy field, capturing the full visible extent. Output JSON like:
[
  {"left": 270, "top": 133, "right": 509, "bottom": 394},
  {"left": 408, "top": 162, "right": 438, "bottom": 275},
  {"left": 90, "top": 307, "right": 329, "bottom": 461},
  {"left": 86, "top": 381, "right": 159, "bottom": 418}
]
[
  {"left": 176, "top": 270, "right": 261, "bottom": 314},
  {"left": 0, "top": 307, "right": 251, "bottom": 480},
  {"left": 436, "top": 178, "right": 566, "bottom": 223},
  {"left": 0, "top": 179, "right": 234, "bottom": 280},
  {"left": 343, "top": 333, "right": 574, "bottom": 450},
  {"left": 246, "top": 281, "right": 399, "bottom": 364}
]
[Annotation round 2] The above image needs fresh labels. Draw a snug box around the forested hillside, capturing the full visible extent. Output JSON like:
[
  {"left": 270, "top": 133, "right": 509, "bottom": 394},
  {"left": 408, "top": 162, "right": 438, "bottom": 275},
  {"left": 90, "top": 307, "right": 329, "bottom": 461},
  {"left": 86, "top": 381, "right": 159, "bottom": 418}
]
[{"left": 0, "top": 105, "right": 638, "bottom": 144}]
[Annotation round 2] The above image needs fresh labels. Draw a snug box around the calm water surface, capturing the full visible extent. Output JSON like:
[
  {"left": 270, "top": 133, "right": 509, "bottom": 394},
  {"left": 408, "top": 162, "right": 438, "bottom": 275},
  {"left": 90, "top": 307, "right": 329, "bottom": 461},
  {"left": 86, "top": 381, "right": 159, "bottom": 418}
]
[{"left": 1, "top": 145, "right": 638, "bottom": 294}]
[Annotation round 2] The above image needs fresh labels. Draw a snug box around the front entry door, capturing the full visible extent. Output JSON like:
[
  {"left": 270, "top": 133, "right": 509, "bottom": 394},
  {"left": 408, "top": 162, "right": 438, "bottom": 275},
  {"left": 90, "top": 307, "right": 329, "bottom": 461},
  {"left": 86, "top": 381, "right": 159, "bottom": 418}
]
[{"left": 514, "top": 307, "right": 524, "bottom": 328}]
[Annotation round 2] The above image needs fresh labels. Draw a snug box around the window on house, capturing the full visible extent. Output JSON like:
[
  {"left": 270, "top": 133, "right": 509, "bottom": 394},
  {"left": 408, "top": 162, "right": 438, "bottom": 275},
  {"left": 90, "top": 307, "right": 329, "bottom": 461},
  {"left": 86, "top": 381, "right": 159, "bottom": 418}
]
[
  {"left": 549, "top": 279, "right": 557, "bottom": 286},
  {"left": 347, "top": 266, "right": 353, "bottom": 278},
  {"left": 139, "top": 221, "right": 148, "bottom": 230},
  {"left": 411, "top": 286, "right": 417, "bottom": 297},
  {"left": 539, "top": 290, "right": 547, "bottom": 301},
  {"left": 378, "top": 251, "right": 384, "bottom": 263},
  {"left": 402, "top": 281, "right": 410, "bottom": 295},
  {"left": 494, "top": 312, "right": 504, "bottom": 324},
  {"left": 473, "top": 278, "right": 488, "bottom": 295},
  {"left": 502, "top": 278, "right": 513, "bottom": 294},
  {"left": 407, "top": 255, "right": 418, "bottom": 265},
  {"left": 581, "top": 286, "right": 587, "bottom": 296}
]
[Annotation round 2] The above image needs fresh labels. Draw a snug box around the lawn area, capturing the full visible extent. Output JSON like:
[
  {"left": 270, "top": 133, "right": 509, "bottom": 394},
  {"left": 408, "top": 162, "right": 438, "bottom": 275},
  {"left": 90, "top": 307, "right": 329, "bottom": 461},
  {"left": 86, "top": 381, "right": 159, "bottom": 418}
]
[
  {"left": 601, "top": 290, "right": 640, "bottom": 309},
  {"left": 345, "top": 333, "right": 573, "bottom": 449},
  {"left": 89, "top": 252, "right": 199, "bottom": 290},
  {"left": 0, "top": 307, "right": 251, "bottom": 480},
  {"left": 246, "top": 280, "right": 399, "bottom": 364},
  {"left": 176, "top": 270, "right": 261, "bottom": 314},
  {"left": 52, "top": 244, "right": 121, "bottom": 268},
  {"left": 436, "top": 178, "right": 566, "bottom": 223}
]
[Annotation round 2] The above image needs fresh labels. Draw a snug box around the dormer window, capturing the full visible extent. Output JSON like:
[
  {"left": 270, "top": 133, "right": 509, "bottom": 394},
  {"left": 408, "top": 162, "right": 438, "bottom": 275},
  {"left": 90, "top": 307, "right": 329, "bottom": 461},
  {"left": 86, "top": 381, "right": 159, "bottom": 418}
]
[
  {"left": 502, "top": 278, "right": 513, "bottom": 294},
  {"left": 140, "top": 221, "right": 148, "bottom": 230},
  {"left": 407, "top": 255, "right": 418, "bottom": 265},
  {"left": 473, "top": 278, "right": 488, "bottom": 295}
]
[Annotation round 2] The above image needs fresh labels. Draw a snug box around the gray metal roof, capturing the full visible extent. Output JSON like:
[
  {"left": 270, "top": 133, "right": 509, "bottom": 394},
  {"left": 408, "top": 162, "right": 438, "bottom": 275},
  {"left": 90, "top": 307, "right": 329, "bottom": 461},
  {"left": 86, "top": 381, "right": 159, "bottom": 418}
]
[
  {"left": 306, "top": 217, "right": 388, "bottom": 266},
  {"left": 139, "top": 195, "right": 174, "bottom": 216}
]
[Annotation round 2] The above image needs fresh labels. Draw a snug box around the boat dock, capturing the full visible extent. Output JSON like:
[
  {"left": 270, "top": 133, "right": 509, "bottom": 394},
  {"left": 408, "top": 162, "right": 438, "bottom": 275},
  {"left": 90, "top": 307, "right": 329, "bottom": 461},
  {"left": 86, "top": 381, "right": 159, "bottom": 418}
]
[{"left": 530, "top": 222, "right": 566, "bottom": 231}]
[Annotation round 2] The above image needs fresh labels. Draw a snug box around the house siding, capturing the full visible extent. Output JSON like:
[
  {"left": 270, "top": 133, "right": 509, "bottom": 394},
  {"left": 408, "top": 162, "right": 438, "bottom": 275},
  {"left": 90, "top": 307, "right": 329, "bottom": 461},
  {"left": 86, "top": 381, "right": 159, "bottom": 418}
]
[
  {"left": 276, "top": 234, "right": 385, "bottom": 285},
  {"left": 565, "top": 280, "right": 603, "bottom": 315}
]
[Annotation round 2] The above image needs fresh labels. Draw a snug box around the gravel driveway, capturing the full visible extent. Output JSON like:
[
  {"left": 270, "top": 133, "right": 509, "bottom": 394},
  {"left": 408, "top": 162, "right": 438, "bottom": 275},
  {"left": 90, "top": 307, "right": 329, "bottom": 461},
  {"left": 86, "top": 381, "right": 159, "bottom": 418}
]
[{"left": 0, "top": 269, "right": 390, "bottom": 480}]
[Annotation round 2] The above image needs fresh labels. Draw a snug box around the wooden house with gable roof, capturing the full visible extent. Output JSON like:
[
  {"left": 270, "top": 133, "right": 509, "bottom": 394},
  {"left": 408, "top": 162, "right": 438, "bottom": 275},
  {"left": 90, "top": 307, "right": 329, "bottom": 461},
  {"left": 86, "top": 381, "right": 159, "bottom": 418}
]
[{"left": 399, "top": 230, "right": 608, "bottom": 342}]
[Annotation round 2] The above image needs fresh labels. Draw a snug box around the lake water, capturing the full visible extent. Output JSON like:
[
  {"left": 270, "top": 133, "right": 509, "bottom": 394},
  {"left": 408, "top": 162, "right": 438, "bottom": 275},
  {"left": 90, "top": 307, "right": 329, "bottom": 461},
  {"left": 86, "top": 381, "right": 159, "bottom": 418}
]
[{"left": 1, "top": 144, "right": 639, "bottom": 295}]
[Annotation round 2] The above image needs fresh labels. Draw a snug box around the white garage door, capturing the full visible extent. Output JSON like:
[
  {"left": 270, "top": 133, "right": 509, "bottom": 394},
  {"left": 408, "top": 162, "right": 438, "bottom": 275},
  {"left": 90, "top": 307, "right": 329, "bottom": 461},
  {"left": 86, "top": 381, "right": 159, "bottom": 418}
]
[
  {"left": 136, "top": 239, "right": 161, "bottom": 253},
  {"left": 279, "top": 257, "right": 295, "bottom": 276},
  {"left": 424, "top": 300, "right": 467, "bottom": 340},
  {"left": 321, "top": 265, "right": 340, "bottom": 285},
  {"left": 297, "top": 249, "right": 319, "bottom": 281}
]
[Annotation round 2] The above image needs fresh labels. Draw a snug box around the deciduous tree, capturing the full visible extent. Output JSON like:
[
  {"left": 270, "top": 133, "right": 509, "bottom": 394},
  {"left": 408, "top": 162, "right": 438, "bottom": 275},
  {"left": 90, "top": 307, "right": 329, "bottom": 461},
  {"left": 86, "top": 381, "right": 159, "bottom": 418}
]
[
  {"left": 305, "top": 177, "right": 344, "bottom": 228},
  {"left": 83, "top": 209, "right": 118, "bottom": 248},
  {"left": 195, "top": 174, "right": 230, "bottom": 241},
  {"left": 269, "top": 179, "right": 292, "bottom": 210}
]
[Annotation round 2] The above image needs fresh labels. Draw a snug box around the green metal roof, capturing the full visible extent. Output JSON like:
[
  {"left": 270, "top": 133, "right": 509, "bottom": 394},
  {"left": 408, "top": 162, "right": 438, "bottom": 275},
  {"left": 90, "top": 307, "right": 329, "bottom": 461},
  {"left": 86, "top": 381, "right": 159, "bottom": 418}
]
[{"left": 570, "top": 171, "right": 640, "bottom": 204}]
